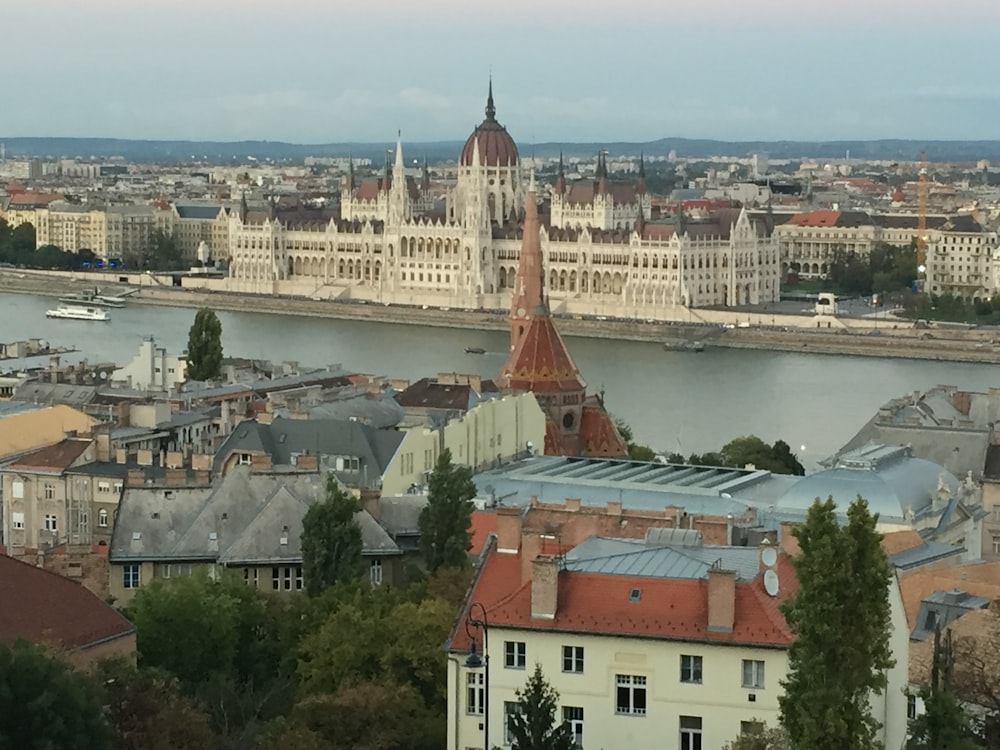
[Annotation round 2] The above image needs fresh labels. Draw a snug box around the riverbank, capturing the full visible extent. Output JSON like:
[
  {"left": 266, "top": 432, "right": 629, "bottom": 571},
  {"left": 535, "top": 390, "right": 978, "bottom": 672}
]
[{"left": 4, "top": 269, "right": 1000, "bottom": 363}]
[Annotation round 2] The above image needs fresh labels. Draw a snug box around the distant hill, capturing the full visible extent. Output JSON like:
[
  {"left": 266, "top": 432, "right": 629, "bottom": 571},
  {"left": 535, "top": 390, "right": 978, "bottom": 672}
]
[{"left": 2, "top": 136, "right": 999, "bottom": 164}]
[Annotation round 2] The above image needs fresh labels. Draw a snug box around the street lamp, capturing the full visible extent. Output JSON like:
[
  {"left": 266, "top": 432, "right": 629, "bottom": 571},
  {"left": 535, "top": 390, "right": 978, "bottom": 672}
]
[{"left": 465, "top": 602, "right": 490, "bottom": 750}]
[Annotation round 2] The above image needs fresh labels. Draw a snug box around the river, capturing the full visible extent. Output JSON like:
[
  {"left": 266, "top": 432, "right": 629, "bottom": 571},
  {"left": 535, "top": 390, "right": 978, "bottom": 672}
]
[{"left": 4, "top": 292, "right": 997, "bottom": 469}]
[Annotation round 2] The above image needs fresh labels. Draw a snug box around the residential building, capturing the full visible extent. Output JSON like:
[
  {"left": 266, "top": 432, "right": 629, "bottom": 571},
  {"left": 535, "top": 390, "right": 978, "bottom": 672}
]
[
  {"left": 925, "top": 214, "right": 998, "bottom": 299},
  {"left": 0, "top": 554, "right": 135, "bottom": 668},
  {"left": 112, "top": 336, "right": 188, "bottom": 392},
  {"left": 158, "top": 203, "right": 231, "bottom": 262},
  {"left": 445, "top": 513, "right": 909, "bottom": 750},
  {"left": 0, "top": 404, "right": 96, "bottom": 464},
  {"left": 34, "top": 201, "right": 157, "bottom": 260},
  {"left": 108, "top": 466, "right": 402, "bottom": 603}
]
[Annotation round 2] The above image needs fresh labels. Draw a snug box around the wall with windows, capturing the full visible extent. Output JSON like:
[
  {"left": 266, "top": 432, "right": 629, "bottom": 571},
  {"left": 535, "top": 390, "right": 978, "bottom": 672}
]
[{"left": 449, "top": 627, "right": 789, "bottom": 750}]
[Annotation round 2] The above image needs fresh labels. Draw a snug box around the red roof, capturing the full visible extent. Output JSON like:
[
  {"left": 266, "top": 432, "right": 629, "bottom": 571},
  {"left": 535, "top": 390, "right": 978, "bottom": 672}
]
[
  {"left": 8, "top": 438, "right": 93, "bottom": 472},
  {"left": 450, "top": 543, "right": 797, "bottom": 650},
  {"left": 460, "top": 83, "right": 518, "bottom": 168},
  {"left": 501, "top": 314, "right": 586, "bottom": 394},
  {"left": 468, "top": 510, "right": 498, "bottom": 555},
  {"left": 0, "top": 554, "right": 134, "bottom": 652},
  {"left": 786, "top": 210, "right": 839, "bottom": 227}
]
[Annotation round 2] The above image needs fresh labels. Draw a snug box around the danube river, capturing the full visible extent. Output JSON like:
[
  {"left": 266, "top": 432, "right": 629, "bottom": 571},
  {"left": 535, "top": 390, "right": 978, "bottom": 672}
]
[{"left": 5, "top": 292, "right": 997, "bottom": 468}]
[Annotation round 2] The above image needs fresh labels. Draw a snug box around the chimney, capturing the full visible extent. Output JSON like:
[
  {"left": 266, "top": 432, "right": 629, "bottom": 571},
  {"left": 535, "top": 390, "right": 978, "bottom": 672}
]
[
  {"left": 360, "top": 488, "right": 381, "bottom": 520},
  {"left": 126, "top": 468, "right": 146, "bottom": 486},
  {"left": 137, "top": 449, "right": 153, "bottom": 467},
  {"left": 564, "top": 498, "right": 581, "bottom": 512},
  {"left": 778, "top": 522, "right": 801, "bottom": 557},
  {"left": 706, "top": 568, "right": 736, "bottom": 633},
  {"left": 531, "top": 555, "right": 560, "bottom": 620},
  {"left": 191, "top": 453, "right": 212, "bottom": 472},
  {"left": 115, "top": 448, "right": 127, "bottom": 464},
  {"left": 165, "top": 469, "right": 187, "bottom": 486},
  {"left": 95, "top": 432, "right": 111, "bottom": 462},
  {"left": 250, "top": 454, "right": 273, "bottom": 470},
  {"left": 258, "top": 411, "right": 274, "bottom": 425},
  {"left": 496, "top": 506, "right": 522, "bottom": 554},
  {"left": 165, "top": 451, "right": 183, "bottom": 469},
  {"left": 295, "top": 453, "right": 318, "bottom": 471}
]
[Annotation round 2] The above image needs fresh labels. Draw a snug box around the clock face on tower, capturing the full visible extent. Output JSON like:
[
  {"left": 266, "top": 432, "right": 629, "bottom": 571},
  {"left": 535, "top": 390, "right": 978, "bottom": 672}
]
[{"left": 517, "top": 307, "right": 526, "bottom": 317}]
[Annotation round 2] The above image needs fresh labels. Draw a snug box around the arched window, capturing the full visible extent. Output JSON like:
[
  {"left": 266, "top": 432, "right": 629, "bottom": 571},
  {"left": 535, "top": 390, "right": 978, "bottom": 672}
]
[{"left": 98, "top": 509, "right": 109, "bottom": 528}]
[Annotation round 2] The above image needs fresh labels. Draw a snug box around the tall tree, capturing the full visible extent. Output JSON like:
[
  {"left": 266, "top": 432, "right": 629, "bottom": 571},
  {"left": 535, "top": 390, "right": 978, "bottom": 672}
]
[
  {"left": 0, "top": 640, "right": 110, "bottom": 750},
  {"left": 418, "top": 448, "right": 477, "bottom": 572},
  {"left": 722, "top": 721, "right": 790, "bottom": 750},
  {"left": 779, "top": 496, "right": 895, "bottom": 750},
  {"left": 301, "top": 475, "right": 363, "bottom": 595},
  {"left": 506, "top": 664, "right": 577, "bottom": 750},
  {"left": 186, "top": 307, "right": 223, "bottom": 381},
  {"left": 908, "top": 627, "right": 978, "bottom": 750}
]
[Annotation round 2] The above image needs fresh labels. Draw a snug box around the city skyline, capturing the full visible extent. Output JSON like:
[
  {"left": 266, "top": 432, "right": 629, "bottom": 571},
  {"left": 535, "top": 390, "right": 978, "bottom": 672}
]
[{"left": 4, "top": 0, "right": 1000, "bottom": 144}]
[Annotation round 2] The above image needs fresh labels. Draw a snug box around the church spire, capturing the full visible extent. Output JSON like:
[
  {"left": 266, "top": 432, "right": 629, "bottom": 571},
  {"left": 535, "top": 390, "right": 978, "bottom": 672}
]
[
  {"left": 485, "top": 76, "right": 496, "bottom": 121},
  {"left": 555, "top": 151, "right": 566, "bottom": 195},
  {"left": 394, "top": 130, "right": 404, "bottom": 170},
  {"left": 636, "top": 151, "right": 647, "bottom": 195},
  {"left": 504, "top": 170, "right": 543, "bottom": 355}
]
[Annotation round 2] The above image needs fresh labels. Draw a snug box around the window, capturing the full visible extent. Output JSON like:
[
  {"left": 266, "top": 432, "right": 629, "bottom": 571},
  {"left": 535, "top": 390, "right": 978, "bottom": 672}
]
[
  {"left": 924, "top": 610, "right": 938, "bottom": 632},
  {"left": 122, "top": 563, "right": 140, "bottom": 589},
  {"left": 11, "top": 481, "right": 23, "bottom": 499},
  {"left": 44, "top": 484, "right": 55, "bottom": 500},
  {"left": 562, "top": 645, "right": 584, "bottom": 673},
  {"left": 98, "top": 481, "right": 111, "bottom": 493},
  {"left": 615, "top": 674, "right": 647, "bottom": 716},
  {"left": 681, "top": 654, "right": 703, "bottom": 684},
  {"left": 563, "top": 706, "right": 584, "bottom": 747},
  {"left": 993, "top": 536, "right": 1000, "bottom": 555},
  {"left": 742, "top": 660, "right": 765, "bottom": 689},
  {"left": 238, "top": 453, "right": 252, "bottom": 466},
  {"left": 466, "top": 672, "right": 484, "bottom": 715},
  {"left": 370, "top": 558, "right": 383, "bottom": 586},
  {"left": 113, "top": 482, "right": 123, "bottom": 494},
  {"left": 503, "top": 701, "right": 523, "bottom": 745},
  {"left": 12, "top": 512, "right": 25, "bottom": 530},
  {"left": 504, "top": 641, "right": 526, "bottom": 669},
  {"left": 44, "top": 514, "right": 57, "bottom": 532},
  {"left": 680, "top": 716, "right": 703, "bottom": 750},
  {"left": 96, "top": 508, "right": 109, "bottom": 527},
  {"left": 907, "top": 693, "right": 918, "bottom": 720},
  {"left": 244, "top": 567, "right": 259, "bottom": 587}
]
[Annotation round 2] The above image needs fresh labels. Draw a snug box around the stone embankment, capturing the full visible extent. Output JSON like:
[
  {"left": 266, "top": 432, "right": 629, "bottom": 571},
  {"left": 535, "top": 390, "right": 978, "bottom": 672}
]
[{"left": 4, "top": 269, "right": 1000, "bottom": 363}]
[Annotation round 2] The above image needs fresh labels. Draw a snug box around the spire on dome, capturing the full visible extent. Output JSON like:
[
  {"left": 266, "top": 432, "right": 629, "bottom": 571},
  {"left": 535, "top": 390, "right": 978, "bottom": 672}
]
[
  {"left": 394, "top": 130, "right": 404, "bottom": 169},
  {"left": 348, "top": 156, "right": 355, "bottom": 190},
  {"left": 485, "top": 76, "right": 496, "bottom": 121}
]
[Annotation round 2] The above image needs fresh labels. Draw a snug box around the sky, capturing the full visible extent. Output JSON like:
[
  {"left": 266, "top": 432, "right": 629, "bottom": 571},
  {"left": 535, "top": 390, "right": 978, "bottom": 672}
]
[{"left": 3, "top": 0, "right": 1000, "bottom": 144}]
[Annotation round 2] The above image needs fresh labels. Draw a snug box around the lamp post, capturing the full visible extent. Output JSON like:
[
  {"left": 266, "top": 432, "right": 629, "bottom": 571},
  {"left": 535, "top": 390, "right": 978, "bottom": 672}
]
[{"left": 465, "top": 602, "right": 490, "bottom": 750}]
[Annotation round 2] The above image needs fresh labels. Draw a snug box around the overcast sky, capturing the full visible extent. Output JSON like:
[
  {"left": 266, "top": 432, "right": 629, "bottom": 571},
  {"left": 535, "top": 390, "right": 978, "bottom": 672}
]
[{"left": 4, "top": 0, "right": 999, "bottom": 144}]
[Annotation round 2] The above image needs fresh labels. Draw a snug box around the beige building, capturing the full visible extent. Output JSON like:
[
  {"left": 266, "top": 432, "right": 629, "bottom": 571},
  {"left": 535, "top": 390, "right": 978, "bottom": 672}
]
[
  {"left": 33, "top": 201, "right": 158, "bottom": 260},
  {"left": 158, "top": 203, "right": 231, "bottom": 262},
  {"left": 0, "top": 404, "right": 96, "bottom": 463},
  {"left": 112, "top": 336, "right": 188, "bottom": 392},
  {"left": 446, "top": 511, "right": 910, "bottom": 750},
  {"left": 925, "top": 214, "right": 998, "bottom": 300}
]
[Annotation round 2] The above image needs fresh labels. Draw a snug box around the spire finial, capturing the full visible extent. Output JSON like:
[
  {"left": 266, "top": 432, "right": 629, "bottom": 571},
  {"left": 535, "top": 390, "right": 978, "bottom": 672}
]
[{"left": 486, "top": 75, "right": 496, "bottom": 120}]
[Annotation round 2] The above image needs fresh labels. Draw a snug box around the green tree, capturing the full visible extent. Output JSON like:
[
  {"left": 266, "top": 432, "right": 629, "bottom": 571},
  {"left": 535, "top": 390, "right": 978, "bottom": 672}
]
[
  {"left": 418, "top": 447, "right": 477, "bottom": 572},
  {"left": 0, "top": 640, "right": 109, "bottom": 749},
  {"left": 302, "top": 475, "right": 363, "bottom": 596},
  {"left": 506, "top": 664, "right": 577, "bottom": 750},
  {"left": 779, "top": 496, "right": 895, "bottom": 750},
  {"left": 143, "top": 228, "right": 183, "bottom": 271},
  {"left": 128, "top": 568, "right": 267, "bottom": 689},
  {"left": 908, "top": 627, "right": 978, "bottom": 750},
  {"left": 722, "top": 721, "right": 790, "bottom": 750},
  {"left": 722, "top": 436, "right": 805, "bottom": 475},
  {"left": 186, "top": 307, "right": 224, "bottom": 381}
]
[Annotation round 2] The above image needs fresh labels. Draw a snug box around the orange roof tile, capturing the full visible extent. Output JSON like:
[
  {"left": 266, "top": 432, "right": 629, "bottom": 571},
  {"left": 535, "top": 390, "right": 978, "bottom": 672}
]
[
  {"left": 899, "top": 561, "right": 1000, "bottom": 628},
  {"left": 468, "top": 510, "right": 498, "bottom": 556},
  {"left": 450, "top": 543, "right": 797, "bottom": 650},
  {"left": 8, "top": 438, "right": 93, "bottom": 472},
  {"left": 786, "top": 210, "right": 839, "bottom": 227}
]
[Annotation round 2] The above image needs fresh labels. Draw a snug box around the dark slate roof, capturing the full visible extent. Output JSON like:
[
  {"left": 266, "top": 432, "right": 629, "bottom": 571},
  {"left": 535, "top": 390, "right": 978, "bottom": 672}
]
[
  {"left": 109, "top": 466, "right": 400, "bottom": 565},
  {"left": 176, "top": 204, "right": 223, "bottom": 220},
  {"left": 942, "top": 214, "right": 986, "bottom": 233},
  {"left": 395, "top": 378, "right": 478, "bottom": 412},
  {"left": 888, "top": 540, "right": 964, "bottom": 571},
  {"left": 910, "top": 589, "right": 990, "bottom": 641},
  {"left": 214, "top": 417, "right": 404, "bottom": 484}
]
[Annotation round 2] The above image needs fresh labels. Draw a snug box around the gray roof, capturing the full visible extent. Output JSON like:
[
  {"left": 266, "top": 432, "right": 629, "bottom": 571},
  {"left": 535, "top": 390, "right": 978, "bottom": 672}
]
[
  {"left": 278, "top": 393, "right": 404, "bottom": 430},
  {"left": 888, "top": 540, "right": 964, "bottom": 571},
  {"left": 109, "top": 466, "right": 400, "bottom": 565},
  {"left": 176, "top": 204, "right": 223, "bottom": 220},
  {"left": 0, "top": 401, "right": 43, "bottom": 418},
  {"left": 12, "top": 382, "right": 99, "bottom": 407},
  {"left": 215, "top": 417, "right": 404, "bottom": 487},
  {"left": 473, "top": 455, "right": 772, "bottom": 515},
  {"left": 564, "top": 535, "right": 765, "bottom": 582},
  {"left": 775, "top": 444, "right": 957, "bottom": 520},
  {"left": 910, "top": 589, "right": 991, "bottom": 641},
  {"left": 376, "top": 494, "right": 426, "bottom": 536}
]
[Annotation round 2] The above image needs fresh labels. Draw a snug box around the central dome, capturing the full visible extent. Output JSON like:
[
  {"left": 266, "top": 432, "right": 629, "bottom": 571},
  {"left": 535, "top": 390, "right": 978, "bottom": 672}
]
[{"left": 460, "top": 81, "right": 519, "bottom": 167}]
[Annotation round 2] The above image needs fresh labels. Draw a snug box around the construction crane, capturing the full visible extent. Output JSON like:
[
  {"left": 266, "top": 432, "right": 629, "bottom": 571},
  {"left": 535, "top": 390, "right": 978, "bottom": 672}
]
[{"left": 916, "top": 150, "right": 928, "bottom": 288}]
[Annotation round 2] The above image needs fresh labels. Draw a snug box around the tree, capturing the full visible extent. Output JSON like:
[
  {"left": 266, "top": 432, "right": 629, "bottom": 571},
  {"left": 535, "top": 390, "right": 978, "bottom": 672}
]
[
  {"left": 722, "top": 721, "right": 790, "bottom": 750},
  {"left": 301, "top": 475, "right": 363, "bottom": 596},
  {"left": 0, "top": 640, "right": 109, "bottom": 749},
  {"left": 506, "top": 664, "right": 577, "bottom": 750},
  {"left": 907, "top": 628, "right": 978, "bottom": 750},
  {"left": 779, "top": 496, "right": 895, "bottom": 750},
  {"left": 128, "top": 568, "right": 267, "bottom": 689},
  {"left": 722, "top": 436, "right": 805, "bottom": 476},
  {"left": 418, "top": 448, "right": 477, "bottom": 572},
  {"left": 143, "top": 228, "right": 183, "bottom": 271},
  {"left": 186, "top": 307, "right": 223, "bottom": 381},
  {"left": 613, "top": 417, "right": 659, "bottom": 462},
  {"left": 945, "top": 601, "right": 1000, "bottom": 746}
]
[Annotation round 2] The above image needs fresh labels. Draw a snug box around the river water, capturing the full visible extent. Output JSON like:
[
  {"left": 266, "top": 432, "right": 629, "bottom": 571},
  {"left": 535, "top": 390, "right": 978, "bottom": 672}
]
[{"left": 4, "top": 292, "right": 997, "bottom": 468}]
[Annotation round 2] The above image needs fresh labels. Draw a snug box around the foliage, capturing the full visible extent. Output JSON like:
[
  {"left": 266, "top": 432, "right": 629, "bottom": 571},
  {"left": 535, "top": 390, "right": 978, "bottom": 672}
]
[
  {"left": 0, "top": 219, "right": 97, "bottom": 269},
  {"left": 904, "top": 291, "right": 1000, "bottom": 325},
  {"left": 185, "top": 307, "right": 224, "bottom": 381},
  {"left": 669, "top": 435, "right": 805, "bottom": 475},
  {"left": 418, "top": 447, "right": 477, "bottom": 572},
  {"left": 97, "top": 658, "right": 218, "bottom": 750},
  {"left": 128, "top": 568, "right": 271, "bottom": 690},
  {"left": 506, "top": 664, "right": 578, "bottom": 750},
  {"left": 141, "top": 228, "right": 183, "bottom": 271},
  {"left": 0, "top": 640, "right": 109, "bottom": 749},
  {"left": 948, "top": 601, "right": 1000, "bottom": 746},
  {"left": 301, "top": 475, "right": 363, "bottom": 595},
  {"left": 907, "top": 626, "right": 978, "bottom": 750},
  {"left": 614, "top": 417, "right": 659, "bottom": 462},
  {"left": 779, "top": 496, "right": 895, "bottom": 750},
  {"left": 722, "top": 721, "right": 790, "bottom": 750}
]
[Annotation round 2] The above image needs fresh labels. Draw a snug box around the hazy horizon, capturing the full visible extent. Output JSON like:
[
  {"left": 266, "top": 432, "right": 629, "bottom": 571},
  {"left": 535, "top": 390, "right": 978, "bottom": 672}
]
[{"left": 5, "top": 0, "right": 1000, "bottom": 144}]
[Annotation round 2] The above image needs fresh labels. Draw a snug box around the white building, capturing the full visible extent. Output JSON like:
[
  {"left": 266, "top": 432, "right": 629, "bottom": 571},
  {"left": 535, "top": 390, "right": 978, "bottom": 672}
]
[
  {"left": 112, "top": 337, "right": 187, "bottom": 392},
  {"left": 224, "top": 83, "right": 781, "bottom": 316}
]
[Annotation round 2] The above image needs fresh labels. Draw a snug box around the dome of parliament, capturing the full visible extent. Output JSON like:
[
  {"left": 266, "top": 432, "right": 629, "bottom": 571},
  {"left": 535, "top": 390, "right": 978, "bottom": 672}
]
[{"left": 460, "top": 81, "right": 519, "bottom": 168}]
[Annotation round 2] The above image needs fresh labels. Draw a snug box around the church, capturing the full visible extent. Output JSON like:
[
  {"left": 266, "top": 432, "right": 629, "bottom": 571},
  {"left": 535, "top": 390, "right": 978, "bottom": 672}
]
[{"left": 225, "top": 83, "right": 781, "bottom": 318}]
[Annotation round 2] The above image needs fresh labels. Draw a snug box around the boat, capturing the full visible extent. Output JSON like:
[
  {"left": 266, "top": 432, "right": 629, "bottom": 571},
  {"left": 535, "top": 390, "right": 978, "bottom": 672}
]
[
  {"left": 663, "top": 339, "right": 705, "bottom": 352},
  {"left": 45, "top": 305, "right": 111, "bottom": 321},
  {"left": 58, "top": 288, "right": 126, "bottom": 307},
  {"left": 465, "top": 346, "right": 487, "bottom": 354}
]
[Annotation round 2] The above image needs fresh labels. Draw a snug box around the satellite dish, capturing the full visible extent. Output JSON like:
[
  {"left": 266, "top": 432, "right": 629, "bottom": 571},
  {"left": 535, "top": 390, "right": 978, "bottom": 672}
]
[
  {"left": 763, "top": 569, "right": 779, "bottom": 597},
  {"left": 761, "top": 546, "right": 778, "bottom": 568}
]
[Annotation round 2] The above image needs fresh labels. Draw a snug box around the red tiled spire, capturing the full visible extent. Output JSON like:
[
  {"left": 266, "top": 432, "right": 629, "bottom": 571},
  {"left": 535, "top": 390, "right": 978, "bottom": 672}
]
[{"left": 504, "top": 173, "right": 544, "bottom": 358}]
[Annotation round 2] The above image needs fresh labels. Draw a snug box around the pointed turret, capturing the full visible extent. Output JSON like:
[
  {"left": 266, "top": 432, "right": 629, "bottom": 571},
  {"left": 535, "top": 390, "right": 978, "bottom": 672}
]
[
  {"left": 239, "top": 191, "right": 248, "bottom": 223},
  {"left": 555, "top": 152, "right": 567, "bottom": 195},
  {"left": 597, "top": 151, "right": 609, "bottom": 196},
  {"left": 485, "top": 75, "right": 496, "bottom": 121},
  {"left": 394, "top": 130, "right": 404, "bottom": 171},
  {"left": 348, "top": 156, "right": 355, "bottom": 191},
  {"left": 635, "top": 152, "right": 647, "bottom": 195},
  {"left": 421, "top": 154, "right": 430, "bottom": 191},
  {"left": 635, "top": 200, "right": 645, "bottom": 236}
]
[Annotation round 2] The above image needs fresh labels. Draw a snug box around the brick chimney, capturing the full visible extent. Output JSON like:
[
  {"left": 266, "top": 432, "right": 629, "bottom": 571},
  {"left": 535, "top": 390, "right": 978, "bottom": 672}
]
[
  {"left": 706, "top": 568, "right": 736, "bottom": 633},
  {"left": 137, "top": 449, "right": 153, "bottom": 467},
  {"left": 95, "top": 431, "right": 111, "bottom": 463},
  {"left": 496, "top": 506, "right": 522, "bottom": 554},
  {"left": 531, "top": 555, "right": 560, "bottom": 620}
]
